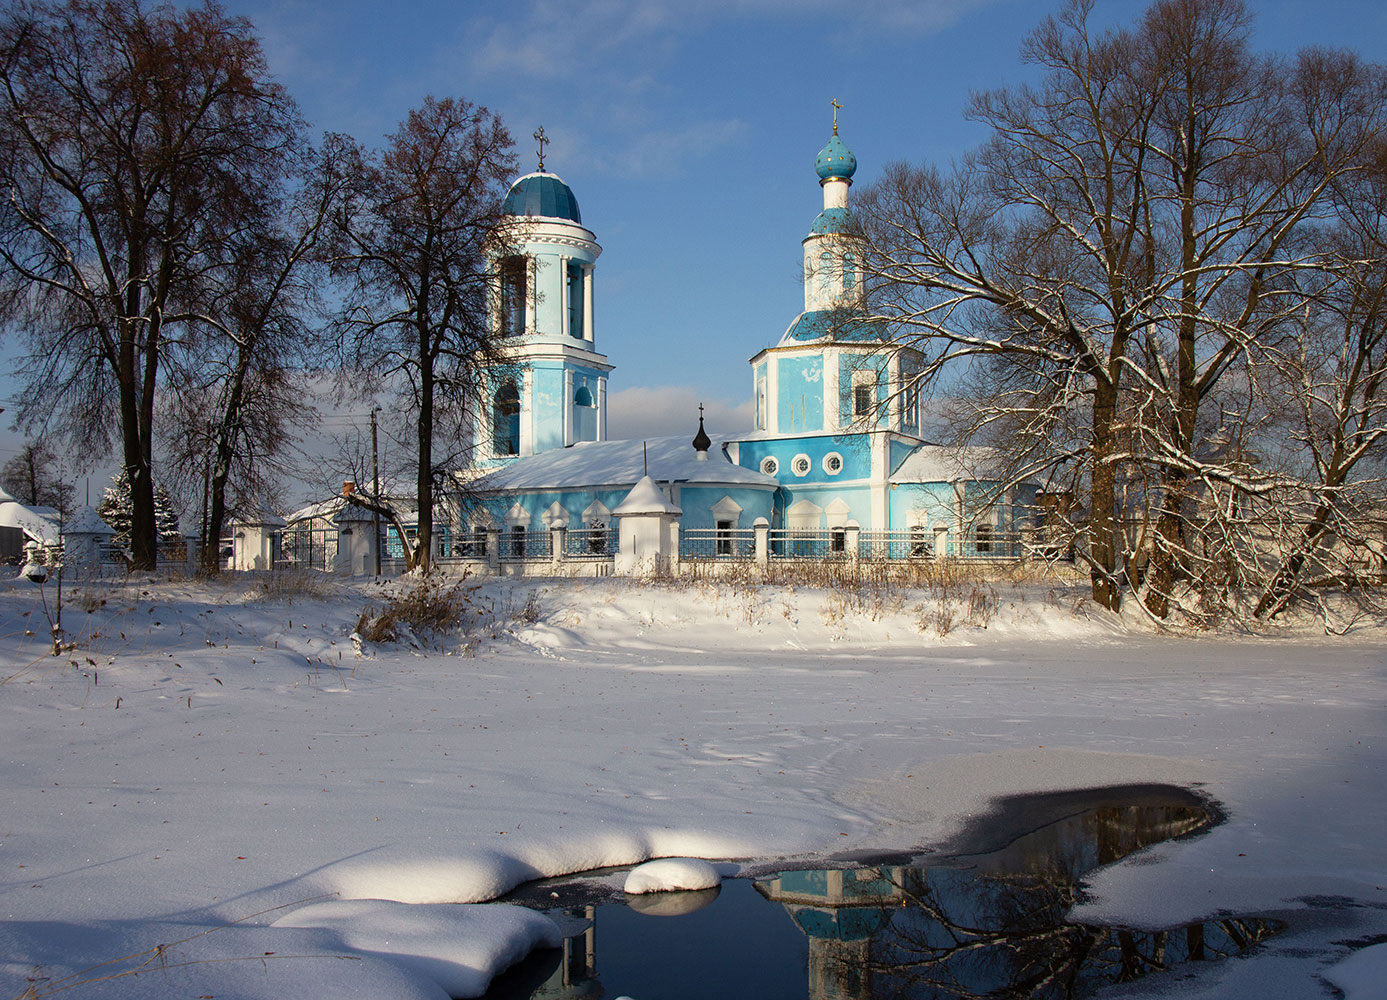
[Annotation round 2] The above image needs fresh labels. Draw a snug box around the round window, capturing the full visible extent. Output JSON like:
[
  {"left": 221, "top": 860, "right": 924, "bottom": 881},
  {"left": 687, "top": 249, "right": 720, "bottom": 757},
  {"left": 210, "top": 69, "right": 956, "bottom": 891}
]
[
  {"left": 791, "top": 453, "right": 812, "bottom": 477},
  {"left": 823, "top": 452, "right": 843, "bottom": 475},
  {"left": 760, "top": 456, "right": 779, "bottom": 476}
]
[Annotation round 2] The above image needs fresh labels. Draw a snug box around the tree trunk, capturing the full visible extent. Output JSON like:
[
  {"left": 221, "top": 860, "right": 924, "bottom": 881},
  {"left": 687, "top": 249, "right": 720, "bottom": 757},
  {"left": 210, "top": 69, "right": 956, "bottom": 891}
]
[
  {"left": 1088, "top": 379, "right": 1122, "bottom": 611},
  {"left": 415, "top": 321, "right": 434, "bottom": 574}
]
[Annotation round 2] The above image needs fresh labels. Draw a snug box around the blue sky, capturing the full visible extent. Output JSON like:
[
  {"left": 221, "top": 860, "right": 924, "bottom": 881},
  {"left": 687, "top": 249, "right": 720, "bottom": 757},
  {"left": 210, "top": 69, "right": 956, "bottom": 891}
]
[{"left": 6, "top": 0, "right": 1387, "bottom": 498}]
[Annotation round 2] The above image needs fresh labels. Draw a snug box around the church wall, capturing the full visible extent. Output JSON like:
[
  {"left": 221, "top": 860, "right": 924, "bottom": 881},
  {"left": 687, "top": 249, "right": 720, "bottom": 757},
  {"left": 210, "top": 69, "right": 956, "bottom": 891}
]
[
  {"left": 736, "top": 433, "right": 872, "bottom": 482},
  {"left": 776, "top": 354, "right": 825, "bottom": 433},
  {"left": 529, "top": 361, "right": 568, "bottom": 454},
  {"left": 888, "top": 437, "right": 918, "bottom": 475},
  {"left": 774, "top": 483, "right": 874, "bottom": 530},
  {"left": 838, "top": 352, "right": 889, "bottom": 429}
]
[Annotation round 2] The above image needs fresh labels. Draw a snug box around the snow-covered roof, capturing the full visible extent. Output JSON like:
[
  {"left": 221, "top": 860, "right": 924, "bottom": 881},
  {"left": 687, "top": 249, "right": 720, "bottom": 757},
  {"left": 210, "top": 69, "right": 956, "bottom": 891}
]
[
  {"left": 892, "top": 444, "right": 1008, "bottom": 484},
  {"left": 0, "top": 500, "right": 59, "bottom": 545},
  {"left": 475, "top": 436, "right": 778, "bottom": 493},
  {"left": 613, "top": 476, "right": 682, "bottom": 516},
  {"left": 66, "top": 505, "right": 114, "bottom": 536}
]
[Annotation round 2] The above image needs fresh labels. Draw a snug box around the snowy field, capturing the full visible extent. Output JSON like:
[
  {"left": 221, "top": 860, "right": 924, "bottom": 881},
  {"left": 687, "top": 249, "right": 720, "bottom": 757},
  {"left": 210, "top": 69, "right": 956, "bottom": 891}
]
[{"left": 0, "top": 571, "right": 1384, "bottom": 999}]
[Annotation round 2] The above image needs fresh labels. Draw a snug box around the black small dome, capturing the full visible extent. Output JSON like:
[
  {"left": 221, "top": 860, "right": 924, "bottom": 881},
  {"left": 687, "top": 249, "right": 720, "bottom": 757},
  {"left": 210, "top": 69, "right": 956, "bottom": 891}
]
[{"left": 692, "top": 414, "right": 711, "bottom": 453}]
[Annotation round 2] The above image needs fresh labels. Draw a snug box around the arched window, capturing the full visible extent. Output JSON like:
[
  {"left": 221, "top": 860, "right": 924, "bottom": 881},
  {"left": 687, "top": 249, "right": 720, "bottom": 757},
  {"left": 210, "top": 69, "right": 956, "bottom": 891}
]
[
  {"left": 573, "top": 385, "right": 593, "bottom": 407},
  {"left": 843, "top": 252, "right": 857, "bottom": 293},
  {"left": 493, "top": 383, "right": 520, "bottom": 455},
  {"left": 818, "top": 250, "right": 834, "bottom": 296}
]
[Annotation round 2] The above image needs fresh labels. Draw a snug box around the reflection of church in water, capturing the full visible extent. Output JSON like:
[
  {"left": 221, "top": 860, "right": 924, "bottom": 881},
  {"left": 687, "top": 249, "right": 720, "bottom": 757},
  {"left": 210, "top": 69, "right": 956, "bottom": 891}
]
[{"left": 500, "top": 801, "right": 1274, "bottom": 1000}]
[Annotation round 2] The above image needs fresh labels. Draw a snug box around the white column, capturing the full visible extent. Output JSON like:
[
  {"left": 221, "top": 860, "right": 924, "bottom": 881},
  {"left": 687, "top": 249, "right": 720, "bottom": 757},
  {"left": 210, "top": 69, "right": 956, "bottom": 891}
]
[
  {"left": 887, "top": 352, "right": 900, "bottom": 429},
  {"left": 563, "top": 368, "right": 573, "bottom": 447},
  {"left": 559, "top": 255, "right": 571, "bottom": 339},
  {"left": 583, "top": 265, "right": 595, "bottom": 343},
  {"left": 597, "top": 376, "right": 607, "bottom": 441},
  {"left": 525, "top": 256, "right": 537, "bottom": 336},
  {"left": 519, "top": 368, "right": 533, "bottom": 456}
]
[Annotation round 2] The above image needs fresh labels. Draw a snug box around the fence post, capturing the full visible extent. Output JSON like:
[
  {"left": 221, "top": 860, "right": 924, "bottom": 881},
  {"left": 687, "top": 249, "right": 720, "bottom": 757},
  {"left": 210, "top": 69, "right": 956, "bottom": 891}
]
[
  {"left": 551, "top": 524, "right": 566, "bottom": 571},
  {"left": 845, "top": 520, "right": 860, "bottom": 566},
  {"left": 754, "top": 517, "right": 769, "bottom": 568},
  {"left": 486, "top": 527, "right": 501, "bottom": 573}
]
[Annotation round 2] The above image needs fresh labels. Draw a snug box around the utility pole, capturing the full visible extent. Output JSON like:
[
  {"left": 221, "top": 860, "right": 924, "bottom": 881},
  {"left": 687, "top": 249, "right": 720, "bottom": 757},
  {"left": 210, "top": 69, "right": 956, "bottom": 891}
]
[{"left": 371, "top": 407, "right": 382, "bottom": 577}]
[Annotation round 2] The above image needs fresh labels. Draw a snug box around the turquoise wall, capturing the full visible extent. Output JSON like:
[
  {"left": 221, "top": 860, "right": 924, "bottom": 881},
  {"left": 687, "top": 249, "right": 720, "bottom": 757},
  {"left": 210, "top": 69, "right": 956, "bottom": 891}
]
[
  {"left": 777, "top": 354, "right": 824, "bottom": 433},
  {"left": 737, "top": 432, "right": 872, "bottom": 483}
]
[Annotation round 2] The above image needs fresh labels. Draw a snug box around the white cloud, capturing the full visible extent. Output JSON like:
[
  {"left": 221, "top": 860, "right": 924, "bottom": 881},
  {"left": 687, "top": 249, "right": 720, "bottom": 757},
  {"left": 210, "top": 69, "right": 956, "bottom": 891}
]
[{"left": 607, "top": 386, "right": 755, "bottom": 440}]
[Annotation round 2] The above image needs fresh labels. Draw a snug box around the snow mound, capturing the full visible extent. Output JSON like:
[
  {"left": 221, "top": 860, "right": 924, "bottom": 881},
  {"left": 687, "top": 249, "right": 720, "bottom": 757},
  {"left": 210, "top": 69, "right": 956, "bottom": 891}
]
[
  {"left": 273, "top": 898, "right": 561, "bottom": 998},
  {"left": 623, "top": 857, "right": 721, "bottom": 894},
  {"left": 1325, "top": 943, "right": 1387, "bottom": 1000}
]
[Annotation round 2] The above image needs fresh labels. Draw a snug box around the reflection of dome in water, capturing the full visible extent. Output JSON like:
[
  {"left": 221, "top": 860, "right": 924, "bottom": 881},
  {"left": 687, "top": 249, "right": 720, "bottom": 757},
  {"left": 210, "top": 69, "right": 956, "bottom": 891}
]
[{"left": 626, "top": 884, "right": 721, "bottom": 917}]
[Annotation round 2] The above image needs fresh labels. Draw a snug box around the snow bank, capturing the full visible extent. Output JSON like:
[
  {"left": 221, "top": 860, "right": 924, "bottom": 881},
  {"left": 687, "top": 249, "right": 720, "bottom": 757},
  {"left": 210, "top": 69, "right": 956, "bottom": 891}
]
[
  {"left": 273, "top": 899, "right": 562, "bottom": 998},
  {"left": 1324, "top": 944, "right": 1387, "bottom": 1000},
  {"left": 623, "top": 857, "right": 722, "bottom": 894}
]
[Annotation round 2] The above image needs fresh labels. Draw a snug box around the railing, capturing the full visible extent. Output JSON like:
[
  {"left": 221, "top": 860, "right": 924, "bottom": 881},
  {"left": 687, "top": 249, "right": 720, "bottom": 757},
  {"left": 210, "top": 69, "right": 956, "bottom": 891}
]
[
  {"left": 680, "top": 527, "right": 756, "bottom": 560},
  {"left": 500, "top": 529, "right": 552, "bottom": 561},
  {"left": 856, "top": 530, "right": 932, "bottom": 561},
  {"left": 768, "top": 528, "right": 848, "bottom": 560},
  {"left": 566, "top": 527, "right": 616, "bottom": 558}
]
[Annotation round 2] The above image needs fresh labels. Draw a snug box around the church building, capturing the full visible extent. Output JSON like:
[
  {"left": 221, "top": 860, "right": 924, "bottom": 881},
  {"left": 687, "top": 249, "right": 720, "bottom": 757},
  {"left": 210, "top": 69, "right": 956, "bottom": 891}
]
[{"left": 461, "top": 118, "right": 1034, "bottom": 560}]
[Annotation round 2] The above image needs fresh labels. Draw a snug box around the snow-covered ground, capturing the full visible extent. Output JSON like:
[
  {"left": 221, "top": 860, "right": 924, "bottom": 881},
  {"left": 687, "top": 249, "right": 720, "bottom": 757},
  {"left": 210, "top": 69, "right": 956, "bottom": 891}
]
[{"left": 0, "top": 572, "right": 1383, "bottom": 999}]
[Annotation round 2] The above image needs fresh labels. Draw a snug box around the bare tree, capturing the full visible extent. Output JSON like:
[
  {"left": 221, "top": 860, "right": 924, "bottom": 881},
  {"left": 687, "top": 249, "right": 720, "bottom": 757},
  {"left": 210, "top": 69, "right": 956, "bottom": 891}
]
[
  {"left": 1, "top": 439, "right": 74, "bottom": 511},
  {"left": 855, "top": 0, "right": 1387, "bottom": 618},
  {"left": 166, "top": 137, "right": 349, "bottom": 573},
  {"left": 0, "top": 0, "right": 302, "bottom": 569},
  {"left": 329, "top": 97, "right": 515, "bottom": 572},
  {"left": 1251, "top": 142, "right": 1387, "bottom": 619}
]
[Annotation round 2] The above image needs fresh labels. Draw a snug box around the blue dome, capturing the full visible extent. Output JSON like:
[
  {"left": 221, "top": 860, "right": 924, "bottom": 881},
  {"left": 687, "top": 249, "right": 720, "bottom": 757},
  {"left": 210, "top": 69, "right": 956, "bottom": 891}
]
[
  {"left": 815, "top": 134, "right": 857, "bottom": 182},
  {"left": 808, "top": 206, "right": 857, "bottom": 236},
  {"left": 779, "top": 310, "right": 887, "bottom": 346},
  {"left": 503, "top": 172, "right": 581, "bottom": 223}
]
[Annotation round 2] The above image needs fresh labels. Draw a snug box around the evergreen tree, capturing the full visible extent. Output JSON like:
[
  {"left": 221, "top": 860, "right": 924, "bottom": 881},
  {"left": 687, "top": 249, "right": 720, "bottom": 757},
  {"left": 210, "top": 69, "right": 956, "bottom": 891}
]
[{"left": 98, "top": 473, "right": 181, "bottom": 547}]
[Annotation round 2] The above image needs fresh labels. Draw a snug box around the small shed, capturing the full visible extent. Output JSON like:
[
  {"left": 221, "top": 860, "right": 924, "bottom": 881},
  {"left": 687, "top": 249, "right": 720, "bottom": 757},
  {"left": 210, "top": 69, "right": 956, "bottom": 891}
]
[
  {"left": 229, "top": 509, "right": 286, "bottom": 571},
  {"left": 63, "top": 506, "right": 116, "bottom": 567}
]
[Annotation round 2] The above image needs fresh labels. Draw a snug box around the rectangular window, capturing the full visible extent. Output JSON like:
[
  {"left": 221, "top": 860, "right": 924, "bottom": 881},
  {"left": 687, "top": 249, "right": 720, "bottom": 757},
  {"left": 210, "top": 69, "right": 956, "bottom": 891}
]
[
  {"left": 909, "top": 525, "right": 932, "bottom": 558},
  {"left": 830, "top": 528, "right": 846, "bottom": 553},
  {"left": 716, "top": 519, "right": 734, "bottom": 556},
  {"left": 511, "top": 525, "right": 526, "bottom": 558},
  {"left": 975, "top": 524, "right": 993, "bottom": 555},
  {"left": 854, "top": 383, "right": 873, "bottom": 417},
  {"left": 473, "top": 526, "right": 488, "bottom": 557}
]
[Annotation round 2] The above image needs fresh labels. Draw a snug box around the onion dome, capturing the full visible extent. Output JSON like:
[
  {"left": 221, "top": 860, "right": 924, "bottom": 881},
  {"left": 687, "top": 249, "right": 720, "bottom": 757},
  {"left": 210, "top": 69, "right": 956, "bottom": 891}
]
[
  {"left": 503, "top": 172, "right": 582, "bottom": 223},
  {"left": 692, "top": 411, "right": 712, "bottom": 455},
  {"left": 808, "top": 206, "right": 856, "bottom": 235},
  {"left": 815, "top": 133, "right": 857, "bottom": 183}
]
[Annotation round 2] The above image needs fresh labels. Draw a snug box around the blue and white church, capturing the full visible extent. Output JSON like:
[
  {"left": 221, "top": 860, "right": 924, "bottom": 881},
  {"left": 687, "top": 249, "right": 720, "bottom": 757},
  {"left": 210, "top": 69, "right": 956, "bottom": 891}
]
[{"left": 463, "top": 120, "right": 1035, "bottom": 560}]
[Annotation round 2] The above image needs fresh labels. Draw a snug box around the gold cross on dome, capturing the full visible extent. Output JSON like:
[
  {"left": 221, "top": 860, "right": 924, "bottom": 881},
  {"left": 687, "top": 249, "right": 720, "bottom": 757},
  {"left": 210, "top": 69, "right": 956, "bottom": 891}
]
[
  {"left": 533, "top": 126, "right": 548, "bottom": 171},
  {"left": 831, "top": 98, "right": 842, "bottom": 135}
]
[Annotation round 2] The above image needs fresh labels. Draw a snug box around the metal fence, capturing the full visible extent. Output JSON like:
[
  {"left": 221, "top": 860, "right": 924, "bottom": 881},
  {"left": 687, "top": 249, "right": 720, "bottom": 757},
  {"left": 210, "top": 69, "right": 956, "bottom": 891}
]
[
  {"left": 501, "top": 528, "right": 552, "bottom": 561},
  {"left": 566, "top": 526, "right": 616, "bottom": 558},
  {"left": 680, "top": 527, "right": 756, "bottom": 560},
  {"left": 279, "top": 526, "right": 339, "bottom": 571}
]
